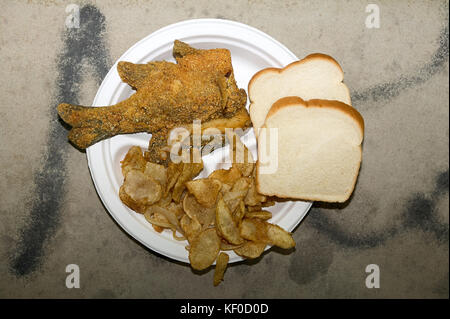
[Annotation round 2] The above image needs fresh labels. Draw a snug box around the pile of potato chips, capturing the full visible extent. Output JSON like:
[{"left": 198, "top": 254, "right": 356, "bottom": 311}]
[{"left": 119, "top": 131, "right": 295, "bottom": 286}]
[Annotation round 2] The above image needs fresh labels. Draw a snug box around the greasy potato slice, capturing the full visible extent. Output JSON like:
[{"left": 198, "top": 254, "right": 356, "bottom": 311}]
[
  {"left": 144, "top": 162, "right": 167, "bottom": 186},
  {"left": 223, "top": 177, "right": 250, "bottom": 213},
  {"left": 183, "top": 194, "right": 216, "bottom": 228},
  {"left": 239, "top": 218, "right": 261, "bottom": 241},
  {"left": 216, "top": 198, "right": 244, "bottom": 245},
  {"left": 171, "top": 228, "right": 187, "bottom": 241},
  {"left": 225, "top": 130, "right": 255, "bottom": 177},
  {"left": 156, "top": 192, "right": 172, "bottom": 207},
  {"left": 234, "top": 241, "right": 266, "bottom": 259},
  {"left": 152, "top": 225, "right": 165, "bottom": 233},
  {"left": 244, "top": 179, "right": 267, "bottom": 206},
  {"left": 233, "top": 200, "right": 246, "bottom": 226},
  {"left": 266, "top": 223, "right": 296, "bottom": 249},
  {"left": 119, "top": 184, "right": 145, "bottom": 213},
  {"left": 121, "top": 146, "right": 147, "bottom": 176},
  {"left": 213, "top": 252, "right": 230, "bottom": 286},
  {"left": 245, "top": 210, "right": 272, "bottom": 220},
  {"left": 165, "top": 161, "right": 183, "bottom": 195},
  {"left": 220, "top": 240, "right": 244, "bottom": 251},
  {"left": 247, "top": 205, "right": 262, "bottom": 212},
  {"left": 172, "top": 161, "right": 204, "bottom": 202},
  {"left": 122, "top": 169, "right": 162, "bottom": 210},
  {"left": 220, "top": 183, "right": 232, "bottom": 194},
  {"left": 147, "top": 205, "right": 181, "bottom": 233},
  {"left": 240, "top": 218, "right": 295, "bottom": 249},
  {"left": 167, "top": 201, "right": 185, "bottom": 220},
  {"left": 223, "top": 191, "right": 245, "bottom": 213},
  {"left": 232, "top": 177, "right": 251, "bottom": 192},
  {"left": 188, "top": 228, "right": 221, "bottom": 270},
  {"left": 186, "top": 178, "right": 222, "bottom": 208},
  {"left": 208, "top": 165, "right": 242, "bottom": 186},
  {"left": 261, "top": 200, "right": 275, "bottom": 207},
  {"left": 123, "top": 170, "right": 162, "bottom": 203},
  {"left": 144, "top": 209, "right": 172, "bottom": 232},
  {"left": 180, "top": 214, "right": 202, "bottom": 242}
]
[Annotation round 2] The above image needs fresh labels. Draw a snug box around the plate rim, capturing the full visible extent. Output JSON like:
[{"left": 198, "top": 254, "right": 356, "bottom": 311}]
[{"left": 86, "top": 18, "right": 312, "bottom": 264}]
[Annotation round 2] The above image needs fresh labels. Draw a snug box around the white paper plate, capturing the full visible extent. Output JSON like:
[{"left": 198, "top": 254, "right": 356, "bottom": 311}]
[{"left": 86, "top": 19, "right": 312, "bottom": 264}]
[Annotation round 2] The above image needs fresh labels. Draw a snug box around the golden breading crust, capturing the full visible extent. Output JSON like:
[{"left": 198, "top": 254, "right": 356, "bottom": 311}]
[{"left": 57, "top": 40, "right": 249, "bottom": 162}]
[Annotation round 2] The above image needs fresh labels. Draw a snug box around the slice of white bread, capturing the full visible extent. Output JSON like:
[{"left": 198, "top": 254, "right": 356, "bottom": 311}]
[
  {"left": 256, "top": 96, "right": 364, "bottom": 203},
  {"left": 249, "top": 54, "right": 351, "bottom": 137}
]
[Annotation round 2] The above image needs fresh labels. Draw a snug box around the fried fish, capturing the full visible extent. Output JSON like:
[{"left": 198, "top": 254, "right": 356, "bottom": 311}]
[{"left": 57, "top": 40, "right": 250, "bottom": 162}]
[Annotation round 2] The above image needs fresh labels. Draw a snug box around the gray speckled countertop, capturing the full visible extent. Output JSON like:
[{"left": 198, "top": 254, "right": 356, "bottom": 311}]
[{"left": 0, "top": 0, "right": 448, "bottom": 298}]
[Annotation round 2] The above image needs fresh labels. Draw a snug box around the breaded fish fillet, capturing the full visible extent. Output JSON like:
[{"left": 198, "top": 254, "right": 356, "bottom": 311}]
[{"left": 58, "top": 40, "right": 250, "bottom": 162}]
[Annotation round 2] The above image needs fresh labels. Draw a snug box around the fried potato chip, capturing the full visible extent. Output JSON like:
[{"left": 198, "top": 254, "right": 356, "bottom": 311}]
[
  {"left": 216, "top": 198, "right": 244, "bottom": 245},
  {"left": 225, "top": 130, "right": 254, "bottom": 177},
  {"left": 233, "top": 158, "right": 254, "bottom": 178},
  {"left": 247, "top": 205, "right": 262, "bottom": 212},
  {"left": 233, "top": 200, "right": 246, "bottom": 226},
  {"left": 244, "top": 210, "right": 272, "bottom": 220},
  {"left": 240, "top": 218, "right": 295, "bottom": 249},
  {"left": 165, "top": 161, "right": 183, "bottom": 195},
  {"left": 239, "top": 218, "right": 260, "bottom": 241},
  {"left": 144, "top": 162, "right": 167, "bottom": 186},
  {"left": 186, "top": 178, "right": 222, "bottom": 208},
  {"left": 266, "top": 223, "right": 296, "bottom": 249},
  {"left": 234, "top": 241, "right": 267, "bottom": 259},
  {"left": 213, "top": 252, "right": 229, "bottom": 286},
  {"left": 172, "top": 161, "right": 204, "bottom": 202},
  {"left": 171, "top": 228, "right": 186, "bottom": 241},
  {"left": 144, "top": 209, "right": 172, "bottom": 231},
  {"left": 119, "top": 184, "right": 145, "bottom": 213},
  {"left": 244, "top": 179, "right": 267, "bottom": 206},
  {"left": 183, "top": 194, "right": 216, "bottom": 228},
  {"left": 180, "top": 214, "right": 202, "bottom": 242},
  {"left": 261, "top": 200, "right": 276, "bottom": 207},
  {"left": 156, "top": 192, "right": 172, "bottom": 207},
  {"left": 152, "top": 225, "right": 165, "bottom": 233},
  {"left": 208, "top": 165, "right": 242, "bottom": 186},
  {"left": 220, "top": 240, "right": 244, "bottom": 251},
  {"left": 121, "top": 146, "right": 147, "bottom": 176},
  {"left": 121, "top": 170, "right": 162, "bottom": 212},
  {"left": 146, "top": 205, "right": 181, "bottom": 233},
  {"left": 223, "top": 191, "right": 244, "bottom": 213},
  {"left": 220, "top": 183, "right": 232, "bottom": 194},
  {"left": 232, "top": 177, "right": 251, "bottom": 192},
  {"left": 167, "top": 201, "right": 184, "bottom": 220},
  {"left": 223, "top": 177, "right": 250, "bottom": 212},
  {"left": 189, "top": 228, "right": 221, "bottom": 270}
]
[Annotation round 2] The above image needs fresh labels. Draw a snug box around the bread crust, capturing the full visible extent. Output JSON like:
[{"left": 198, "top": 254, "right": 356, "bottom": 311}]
[
  {"left": 267, "top": 96, "right": 364, "bottom": 136},
  {"left": 248, "top": 53, "right": 346, "bottom": 102},
  {"left": 248, "top": 53, "right": 351, "bottom": 139}
]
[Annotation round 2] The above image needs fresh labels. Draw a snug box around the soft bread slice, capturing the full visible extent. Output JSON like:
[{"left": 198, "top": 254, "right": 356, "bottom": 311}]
[
  {"left": 249, "top": 54, "right": 351, "bottom": 137},
  {"left": 256, "top": 97, "right": 364, "bottom": 203}
]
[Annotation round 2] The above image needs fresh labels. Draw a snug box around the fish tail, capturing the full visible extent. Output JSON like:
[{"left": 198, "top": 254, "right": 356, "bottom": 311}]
[
  {"left": 57, "top": 103, "right": 94, "bottom": 127},
  {"left": 57, "top": 103, "right": 114, "bottom": 149},
  {"left": 68, "top": 127, "right": 113, "bottom": 149}
]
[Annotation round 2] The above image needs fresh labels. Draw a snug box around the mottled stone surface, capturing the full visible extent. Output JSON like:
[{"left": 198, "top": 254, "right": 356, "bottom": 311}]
[{"left": 0, "top": 0, "right": 448, "bottom": 298}]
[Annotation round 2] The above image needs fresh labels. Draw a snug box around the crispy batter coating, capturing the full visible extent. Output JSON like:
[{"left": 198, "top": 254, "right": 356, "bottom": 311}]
[{"left": 57, "top": 40, "right": 250, "bottom": 162}]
